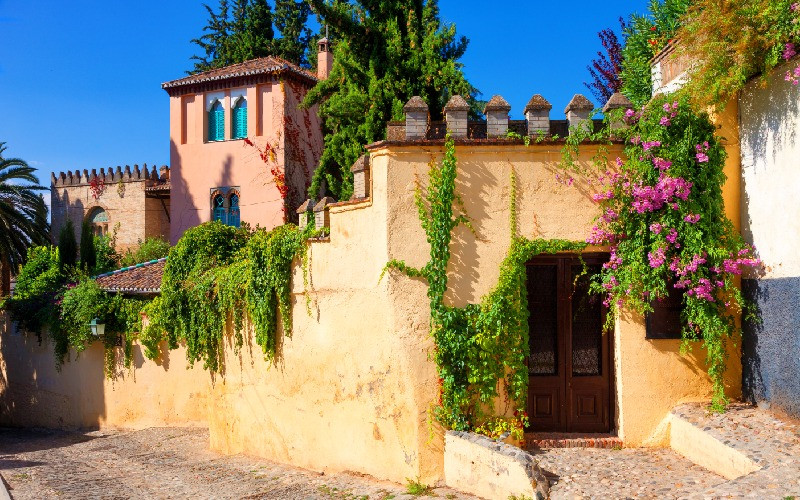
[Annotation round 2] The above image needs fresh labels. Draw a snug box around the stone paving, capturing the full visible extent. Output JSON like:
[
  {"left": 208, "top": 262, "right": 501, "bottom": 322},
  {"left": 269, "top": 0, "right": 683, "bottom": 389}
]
[
  {"left": 0, "top": 427, "right": 476, "bottom": 500},
  {"left": 2, "top": 405, "right": 800, "bottom": 500},
  {"left": 532, "top": 447, "right": 727, "bottom": 499},
  {"left": 673, "top": 402, "right": 800, "bottom": 499}
]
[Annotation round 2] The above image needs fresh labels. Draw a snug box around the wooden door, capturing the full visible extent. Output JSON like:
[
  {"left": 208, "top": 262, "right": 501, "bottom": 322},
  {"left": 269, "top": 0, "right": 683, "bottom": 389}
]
[{"left": 526, "top": 254, "right": 611, "bottom": 433}]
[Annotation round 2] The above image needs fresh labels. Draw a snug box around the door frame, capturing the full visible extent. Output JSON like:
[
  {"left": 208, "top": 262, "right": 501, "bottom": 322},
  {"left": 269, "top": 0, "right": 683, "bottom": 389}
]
[{"left": 525, "top": 252, "right": 615, "bottom": 434}]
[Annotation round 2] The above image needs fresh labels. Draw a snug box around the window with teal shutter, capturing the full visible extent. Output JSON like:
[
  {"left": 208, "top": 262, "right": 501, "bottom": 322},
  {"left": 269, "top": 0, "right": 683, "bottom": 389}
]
[
  {"left": 212, "top": 194, "right": 226, "bottom": 224},
  {"left": 208, "top": 101, "right": 225, "bottom": 142},
  {"left": 228, "top": 194, "right": 240, "bottom": 228},
  {"left": 232, "top": 99, "right": 247, "bottom": 139}
]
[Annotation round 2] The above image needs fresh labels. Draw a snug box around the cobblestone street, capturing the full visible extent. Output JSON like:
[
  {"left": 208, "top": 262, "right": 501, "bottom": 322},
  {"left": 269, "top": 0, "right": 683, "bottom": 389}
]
[
  {"left": 2, "top": 423, "right": 799, "bottom": 499},
  {"left": 0, "top": 427, "right": 475, "bottom": 500}
]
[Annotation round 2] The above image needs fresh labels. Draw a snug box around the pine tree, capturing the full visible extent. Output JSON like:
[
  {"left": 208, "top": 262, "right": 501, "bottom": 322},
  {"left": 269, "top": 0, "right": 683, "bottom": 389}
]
[
  {"left": 303, "top": 0, "right": 477, "bottom": 200},
  {"left": 190, "top": 0, "right": 233, "bottom": 73},
  {"left": 189, "top": 0, "right": 313, "bottom": 74},
  {"left": 272, "top": 0, "right": 313, "bottom": 66}
]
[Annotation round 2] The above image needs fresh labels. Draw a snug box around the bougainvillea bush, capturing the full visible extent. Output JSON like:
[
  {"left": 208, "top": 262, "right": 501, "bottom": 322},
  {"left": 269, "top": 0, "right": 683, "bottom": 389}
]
[{"left": 590, "top": 94, "right": 760, "bottom": 410}]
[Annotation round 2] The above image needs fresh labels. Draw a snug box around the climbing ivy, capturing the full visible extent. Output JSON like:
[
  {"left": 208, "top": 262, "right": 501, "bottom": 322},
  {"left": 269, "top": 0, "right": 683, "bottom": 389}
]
[
  {"left": 140, "top": 221, "right": 311, "bottom": 372},
  {"left": 384, "top": 136, "right": 585, "bottom": 437}
]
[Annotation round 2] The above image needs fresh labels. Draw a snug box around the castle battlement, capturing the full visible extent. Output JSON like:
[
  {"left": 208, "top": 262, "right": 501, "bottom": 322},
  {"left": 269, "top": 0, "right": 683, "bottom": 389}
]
[{"left": 51, "top": 164, "right": 170, "bottom": 187}]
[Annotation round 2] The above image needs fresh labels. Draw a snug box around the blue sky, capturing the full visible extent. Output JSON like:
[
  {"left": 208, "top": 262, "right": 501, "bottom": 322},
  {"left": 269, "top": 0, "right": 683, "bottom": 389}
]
[{"left": 0, "top": 0, "right": 649, "bottom": 191}]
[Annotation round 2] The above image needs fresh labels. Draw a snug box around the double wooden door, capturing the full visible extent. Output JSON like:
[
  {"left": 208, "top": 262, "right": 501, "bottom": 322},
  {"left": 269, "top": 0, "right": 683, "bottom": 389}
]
[{"left": 526, "top": 254, "right": 612, "bottom": 433}]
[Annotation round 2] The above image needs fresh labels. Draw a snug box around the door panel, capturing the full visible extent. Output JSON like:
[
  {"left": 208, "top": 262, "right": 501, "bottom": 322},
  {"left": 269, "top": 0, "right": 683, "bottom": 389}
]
[
  {"left": 526, "top": 262, "right": 565, "bottom": 431},
  {"left": 526, "top": 255, "right": 611, "bottom": 433}
]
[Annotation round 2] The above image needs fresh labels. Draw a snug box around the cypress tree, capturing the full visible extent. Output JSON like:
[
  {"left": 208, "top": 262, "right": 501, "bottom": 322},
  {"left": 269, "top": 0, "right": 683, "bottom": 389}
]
[
  {"left": 303, "top": 0, "right": 478, "bottom": 201},
  {"left": 80, "top": 221, "right": 97, "bottom": 272},
  {"left": 190, "top": 0, "right": 233, "bottom": 73},
  {"left": 58, "top": 219, "right": 78, "bottom": 269}
]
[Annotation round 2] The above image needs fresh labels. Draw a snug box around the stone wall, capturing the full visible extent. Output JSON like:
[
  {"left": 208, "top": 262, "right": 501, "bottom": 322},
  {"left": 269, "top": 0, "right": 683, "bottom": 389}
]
[
  {"left": 50, "top": 165, "right": 170, "bottom": 252},
  {"left": 444, "top": 431, "right": 549, "bottom": 500},
  {"left": 739, "top": 60, "right": 800, "bottom": 418}
]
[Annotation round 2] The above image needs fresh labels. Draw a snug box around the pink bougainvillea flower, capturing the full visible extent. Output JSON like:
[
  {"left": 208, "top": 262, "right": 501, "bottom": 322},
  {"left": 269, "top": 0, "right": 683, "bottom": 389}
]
[
  {"left": 784, "top": 43, "right": 797, "bottom": 61},
  {"left": 642, "top": 141, "right": 662, "bottom": 151},
  {"left": 648, "top": 247, "right": 667, "bottom": 268},
  {"left": 684, "top": 213, "right": 701, "bottom": 224},
  {"left": 660, "top": 116, "right": 671, "bottom": 126},
  {"left": 649, "top": 222, "right": 663, "bottom": 234},
  {"left": 653, "top": 157, "right": 672, "bottom": 171},
  {"left": 696, "top": 152, "right": 709, "bottom": 163}
]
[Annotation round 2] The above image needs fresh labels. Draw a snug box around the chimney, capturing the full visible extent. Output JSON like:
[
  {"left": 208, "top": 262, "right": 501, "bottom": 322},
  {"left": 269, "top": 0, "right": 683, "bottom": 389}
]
[{"left": 317, "top": 28, "right": 333, "bottom": 80}]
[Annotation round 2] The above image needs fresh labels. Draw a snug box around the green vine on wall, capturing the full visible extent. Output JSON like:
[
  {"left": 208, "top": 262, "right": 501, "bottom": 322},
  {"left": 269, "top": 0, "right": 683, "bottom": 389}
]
[
  {"left": 383, "top": 136, "right": 586, "bottom": 437},
  {"left": 140, "top": 222, "right": 311, "bottom": 372}
]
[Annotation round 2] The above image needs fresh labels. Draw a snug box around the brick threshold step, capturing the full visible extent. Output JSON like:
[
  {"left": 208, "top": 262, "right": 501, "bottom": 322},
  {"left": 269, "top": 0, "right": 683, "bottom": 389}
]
[{"left": 525, "top": 432, "right": 623, "bottom": 450}]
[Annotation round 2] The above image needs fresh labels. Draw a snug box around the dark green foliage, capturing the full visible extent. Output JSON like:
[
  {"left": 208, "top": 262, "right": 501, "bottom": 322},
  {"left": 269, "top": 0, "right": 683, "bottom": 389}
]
[
  {"left": 619, "top": 0, "right": 691, "bottom": 106},
  {"left": 272, "top": 0, "right": 312, "bottom": 67},
  {"left": 80, "top": 221, "right": 97, "bottom": 272},
  {"left": 190, "top": 0, "right": 313, "bottom": 73},
  {"left": 120, "top": 237, "right": 170, "bottom": 267},
  {"left": 303, "top": 0, "right": 477, "bottom": 200},
  {"left": 58, "top": 219, "right": 78, "bottom": 269},
  {"left": 0, "top": 142, "right": 49, "bottom": 272}
]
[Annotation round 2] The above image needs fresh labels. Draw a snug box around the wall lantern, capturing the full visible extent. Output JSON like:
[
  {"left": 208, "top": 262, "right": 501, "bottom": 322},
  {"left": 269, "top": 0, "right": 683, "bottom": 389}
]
[{"left": 89, "top": 318, "right": 105, "bottom": 338}]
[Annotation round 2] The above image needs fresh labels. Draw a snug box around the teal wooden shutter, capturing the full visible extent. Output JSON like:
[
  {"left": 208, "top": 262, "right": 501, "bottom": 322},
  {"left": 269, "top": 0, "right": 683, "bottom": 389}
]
[
  {"left": 209, "top": 101, "right": 225, "bottom": 141},
  {"left": 212, "top": 194, "right": 226, "bottom": 224},
  {"left": 228, "top": 194, "right": 240, "bottom": 227},
  {"left": 233, "top": 100, "right": 247, "bottom": 139}
]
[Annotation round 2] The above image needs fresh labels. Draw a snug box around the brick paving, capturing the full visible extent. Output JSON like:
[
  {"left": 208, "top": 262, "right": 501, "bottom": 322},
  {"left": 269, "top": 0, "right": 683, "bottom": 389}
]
[{"left": 0, "top": 427, "right": 475, "bottom": 500}]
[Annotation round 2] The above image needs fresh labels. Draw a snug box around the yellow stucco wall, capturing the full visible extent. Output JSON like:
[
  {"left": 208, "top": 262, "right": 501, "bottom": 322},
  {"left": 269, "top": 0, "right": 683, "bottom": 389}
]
[
  {"left": 0, "top": 317, "right": 209, "bottom": 430},
  {"left": 0, "top": 127, "right": 745, "bottom": 482}
]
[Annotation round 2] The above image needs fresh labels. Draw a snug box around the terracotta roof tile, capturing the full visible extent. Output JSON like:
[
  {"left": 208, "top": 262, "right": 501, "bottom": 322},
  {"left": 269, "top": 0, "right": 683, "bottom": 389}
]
[
  {"left": 162, "top": 57, "right": 317, "bottom": 90},
  {"left": 95, "top": 259, "right": 166, "bottom": 295}
]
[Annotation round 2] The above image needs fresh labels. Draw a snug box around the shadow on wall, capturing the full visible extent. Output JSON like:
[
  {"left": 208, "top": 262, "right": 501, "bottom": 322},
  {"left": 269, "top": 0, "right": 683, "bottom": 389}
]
[
  {"left": 52, "top": 190, "right": 85, "bottom": 246},
  {"left": 169, "top": 139, "right": 201, "bottom": 244},
  {"left": 0, "top": 316, "right": 107, "bottom": 430},
  {"left": 742, "top": 278, "right": 800, "bottom": 417},
  {"left": 739, "top": 67, "right": 800, "bottom": 174}
]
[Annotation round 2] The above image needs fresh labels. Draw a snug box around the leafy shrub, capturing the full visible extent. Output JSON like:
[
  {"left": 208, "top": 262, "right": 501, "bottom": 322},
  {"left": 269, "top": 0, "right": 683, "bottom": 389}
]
[
  {"left": 3, "top": 246, "right": 65, "bottom": 335},
  {"left": 120, "top": 237, "right": 170, "bottom": 267},
  {"left": 94, "top": 235, "right": 120, "bottom": 274}
]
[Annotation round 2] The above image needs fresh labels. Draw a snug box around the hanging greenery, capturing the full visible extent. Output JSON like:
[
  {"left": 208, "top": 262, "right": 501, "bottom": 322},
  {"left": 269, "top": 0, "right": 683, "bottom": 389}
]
[
  {"left": 140, "top": 221, "right": 310, "bottom": 372},
  {"left": 589, "top": 94, "right": 760, "bottom": 410}
]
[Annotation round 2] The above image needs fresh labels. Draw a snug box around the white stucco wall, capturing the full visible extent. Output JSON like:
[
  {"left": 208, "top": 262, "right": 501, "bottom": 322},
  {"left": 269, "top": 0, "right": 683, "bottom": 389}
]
[{"left": 739, "top": 62, "right": 800, "bottom": 280}]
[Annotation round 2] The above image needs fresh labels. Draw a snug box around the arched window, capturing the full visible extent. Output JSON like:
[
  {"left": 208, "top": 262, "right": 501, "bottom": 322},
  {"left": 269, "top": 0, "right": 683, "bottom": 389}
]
[
  {"left": 232, "top": 98, "right": 247, "bottom": 140},
  {"left": 211, "top": 189, "right": 241, "bottom": 227},
  {"left": 208, "top": 100, "right": 225, "bottom": 142},
  {"left": 88, "top": 207, "right": 109, "bottom": 237},
  {"left": 212, "top": 194, "right": 227, "bottom": 224},
  {"left": 228, "top": 193, "right": 240, "bottom": 228}
]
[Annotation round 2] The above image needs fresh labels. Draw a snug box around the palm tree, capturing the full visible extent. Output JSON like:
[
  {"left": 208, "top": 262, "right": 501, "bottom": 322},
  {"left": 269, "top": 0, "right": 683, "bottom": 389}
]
[{"left": 0, "top": 142, "right": 50, "bottom": 280}]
